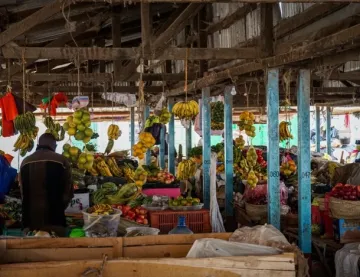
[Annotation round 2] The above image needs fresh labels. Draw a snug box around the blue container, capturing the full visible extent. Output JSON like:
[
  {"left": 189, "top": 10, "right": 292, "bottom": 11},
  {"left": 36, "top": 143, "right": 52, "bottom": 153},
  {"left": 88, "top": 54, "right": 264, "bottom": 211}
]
[{"left": 168, "top": 216, "right": 194, "bottom": 235}]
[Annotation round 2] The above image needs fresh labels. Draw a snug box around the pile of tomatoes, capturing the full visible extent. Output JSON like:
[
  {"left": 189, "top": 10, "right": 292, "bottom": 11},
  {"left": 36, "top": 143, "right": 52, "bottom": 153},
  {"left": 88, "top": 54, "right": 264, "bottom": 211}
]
[{"left": 112, "top": 204, "right": 149, "bottom": 225}]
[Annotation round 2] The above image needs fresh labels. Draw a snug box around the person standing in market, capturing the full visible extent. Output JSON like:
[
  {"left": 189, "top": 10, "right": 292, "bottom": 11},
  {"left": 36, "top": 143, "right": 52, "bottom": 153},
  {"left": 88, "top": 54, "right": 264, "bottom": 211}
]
[{"left": 19, "top": 133, "right": 73, "bottom": 236}]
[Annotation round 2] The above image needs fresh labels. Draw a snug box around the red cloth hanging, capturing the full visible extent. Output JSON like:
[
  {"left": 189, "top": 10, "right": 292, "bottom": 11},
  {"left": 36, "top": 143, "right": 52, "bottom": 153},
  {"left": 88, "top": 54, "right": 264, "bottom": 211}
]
[
  {"left": 0, "top": 97, "right": 15, "bottom": 137},
  {"left": 39, "top": 92, "right": 68, "bottom": 116},
  {"left": 2, "top": 92, "right": 18, "bottom": 121},
  {"left": 344, "top": 113, "right": 350, "bottom": 128}
]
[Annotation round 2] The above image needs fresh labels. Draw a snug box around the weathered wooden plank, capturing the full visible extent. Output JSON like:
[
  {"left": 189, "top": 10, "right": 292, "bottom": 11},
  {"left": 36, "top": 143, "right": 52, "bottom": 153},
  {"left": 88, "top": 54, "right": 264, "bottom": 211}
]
[
  {"left": 2, "top": 46, "right": 258, "bottom": 60},
  {"left": 0, "top": 0, "right": 70, "bottom": 47},
  {"left": 260, "top": 3, "right": 274, "bottom": 57},
  {"left": 206, "top": 4, "right": 257, "bottom": 34},
  {"left": 76, "top": 0, "right": 359, "bottom": 3},
  {"left": 141, "top": 3, "right": 152, "bottom": 54},
  {"left": 112, "top": 5, "right": 123, "bottom": 80}
]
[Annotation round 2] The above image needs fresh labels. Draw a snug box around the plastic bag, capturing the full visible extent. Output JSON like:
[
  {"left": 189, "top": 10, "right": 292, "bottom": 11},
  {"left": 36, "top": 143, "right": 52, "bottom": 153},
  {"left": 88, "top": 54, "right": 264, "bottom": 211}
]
[
  {"left": 335, "top": 243, "right": 360, "bottom": 277},
  {"left": 186, "top": 238, "right": 282, "bottom": 258},
  {"left": 82, "top": 209, "right": 121, "bottom": 237}
]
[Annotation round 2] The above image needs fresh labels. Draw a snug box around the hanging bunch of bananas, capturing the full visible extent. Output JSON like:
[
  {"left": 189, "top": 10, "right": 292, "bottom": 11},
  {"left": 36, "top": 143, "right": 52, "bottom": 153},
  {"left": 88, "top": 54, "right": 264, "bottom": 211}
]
[
  {"left": 106, "top": 157, "right": 122, "bottom": 177},
  {"left": 145, "top": 115, "right": 160, "bottom": 128},
  {"left": 13, "top": 112, "right": 39, "bottom": 156},
  {"left": 246, "top": 147, "right": 258, "bottom": 167},
  {"left": 44, "top": 116, "right": 65, "bottom": 141},
  {"left": 279, "top": 121, "right": 293, "bottom": 141},
  {"left": 105, "top": 124, "right": 121, "bottom": 154},
  {"left": 94, "top": 156, "right": 112, "bottom": 177},
  {"left": 247, "top": 169, "right": 258, "bottom": 189},
  {"left": 172, "top": 100, "right": 199, "bottom": 120},
  {"left": 239, "top": 111, "right": 256, "bottom": 137},
  {"left": 234, "top": 135, "right": 246, "bottom": 149},
  {"left": 177, "top": 159, "right": 197, "bottom": 180},
  {"left": 159, "top": 107, "right": 172, "bottom": 124}
]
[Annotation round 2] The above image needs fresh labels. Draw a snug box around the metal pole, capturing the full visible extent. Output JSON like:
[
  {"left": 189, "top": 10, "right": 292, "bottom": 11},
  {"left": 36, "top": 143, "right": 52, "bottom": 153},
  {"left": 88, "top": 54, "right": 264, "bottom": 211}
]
[
  {"left": 144, "top": 106, "right": 151, "bottom": 165},
  {"left": 159, "top": 125, "right": 165, "bottom": 169},
  {"left": 266, "top": 68, "right": 280, "bottom": 230},
  {"left": 130, "top": 107, "right": 135, "bottom": 156},
  {"left": 297, "top": 69, "right": 312, "bottom": 254},
  {"left": 186, "top": 122, "right": 192, "bottom": 159},
  {"left": 168, "top": 99, "right": 175, "bottom": 174},
  {"left": 202, "top": 88, "right": 211, "bottom": 209},
  {"left": 326, "top": 107, "right": 331, "bottom": 155},
  {"left": 315, "top": 106, "right": 321, "bottom": 152},
  {"left": 224, "top": 87, "right": 234, "bottom": 218}
]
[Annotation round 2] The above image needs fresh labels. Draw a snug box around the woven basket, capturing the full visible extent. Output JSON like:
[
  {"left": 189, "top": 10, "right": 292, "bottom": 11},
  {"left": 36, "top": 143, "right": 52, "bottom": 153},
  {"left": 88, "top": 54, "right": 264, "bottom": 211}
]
[
  {"left": 118, "top": 218, "right": 149, "bottom": 236},
  {"left": 245, "top": 202, "right": 267, "bottom": 221},
  {"left": 329, "top": 197, "right": 360, "bottom": 219}
]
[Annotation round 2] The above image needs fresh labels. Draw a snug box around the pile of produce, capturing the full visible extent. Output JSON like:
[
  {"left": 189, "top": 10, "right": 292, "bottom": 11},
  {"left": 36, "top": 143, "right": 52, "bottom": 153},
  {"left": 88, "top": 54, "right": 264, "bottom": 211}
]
[
  {"left": 72, "top": 168, "right": 86, "bottom": 189},
  {"left": 235, "top": 135, "right": 246, "bottom": 149},
  {"left": 330, "top": 183, "right": 360, "bottom": 201},
  {"left": 141, "top": 195, "right": 169, "bottom": 210},
  {"left": 63, "top": 109, "right": 93, "bottom": 144},
  {"left": 94, "top": 156, "right": 113, "bottom": 177},
  {"left": 13, "top": 112, "right": 38, "bottom": 156},
  {"left": 62, "top": 144, "right": 81, "bottom": 164},
  {"left": 87, "top": 204, "right": 115, "bottom": 215},
  {"left": 105, "top": 124, "right": 121, "bottom": 154},
  {"left": 280, "top": 158, "right": 297, "bottom": 176},
  {"left": 246, "top": 147, "right": 258, "bottom": 167},
  {"left": 133, "top": 166, "right": 148, "bottom": 187},
  {"left": 176, "top": 159, "right": 197, "bottom": 180},
  {"left": 122, "top": 163, "right": 136, "bottom": 183},
  {"left": 238, "top": 111, "right": 256, "bottom": 137},
  {"left": 77, "top": 152, "right": 94, "bottom": 171},
  {"left": 158, "top": 108, "right": 172, "bottom": 124},
  {"left": 105, "top": 157, "right": 123, "bottom": 177},
  {"left": 172, "top": 100, "right": 199, "bottom": 120},
  {"left": 132, "top": 132, "right": 156, "bottom": 160},
  {"left": 93, "top": 183, "right": 140, "bottom": 205},
  {"left": 169, "top": 196, "right": 200, "bottom": 207},
  {"left": 92, "top": 182, "right": 119, "bottom": 204},
  {"left": 189, "top": 146, "right": 202, "bottom": 158},
  {"left": 279, "top": 121, "right": 293, "bottom": 141},
  {"left": 256, "top": 149, "right": 267, "bottom": 168},
  {"left": 113, "top": 204, "right": 149, "bottom": 225},
  {"left": 44, "top": 116, "right": 65, "bottom": 141},
  {"left": 210, "top": 101, "right": 224, "bottom": 130}
]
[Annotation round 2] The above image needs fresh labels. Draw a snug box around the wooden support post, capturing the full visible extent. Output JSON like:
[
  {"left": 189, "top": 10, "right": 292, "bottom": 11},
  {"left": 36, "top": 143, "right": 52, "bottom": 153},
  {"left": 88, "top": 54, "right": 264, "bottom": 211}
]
[
  {"left": 144, "top": 106, "right": 151, "bottom": 165},
  {"left": 112, "top": 5, "right": 122, "bottom": 80},
  {"left": 224, "top": 87, "right": 234, "bottom": 219},
  {"left": 266, "top": 68, "right": 280, "bottom": 230},
  {"left": 141, "top": 3, "right": 152, "bottom": 54},
  {"left": 315, "top": 106, "right": 321, "bottom": 152},
  {"left": 168, "top": 99, "right": 175, "bottom": 175},
  {"left": 326, "top": 107, "right": 331, "bottom": 155},
  {"left": 186, "top": 122, "right": 192, "bottom": 159},
  {"left": 297, "top": 69, "right": 311, "bottom": 254},
  {"left": 202, "top": 87, "right": 211, "bottom": 209},
  {"left": 159, "top": 125, "right": 166, "bottom": 169},
  {"left": 130, "top": 107, "right": 135, "bottom": 156},
  {"left": 260, "top": 3, "right": 274, "bottom": 57}
]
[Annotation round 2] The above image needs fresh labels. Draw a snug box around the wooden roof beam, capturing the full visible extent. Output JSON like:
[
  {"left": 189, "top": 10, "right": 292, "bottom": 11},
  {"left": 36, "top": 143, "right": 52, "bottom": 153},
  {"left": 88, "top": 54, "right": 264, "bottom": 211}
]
[{"left": 75, "top": 0, "right": 360, "bottom": 3}]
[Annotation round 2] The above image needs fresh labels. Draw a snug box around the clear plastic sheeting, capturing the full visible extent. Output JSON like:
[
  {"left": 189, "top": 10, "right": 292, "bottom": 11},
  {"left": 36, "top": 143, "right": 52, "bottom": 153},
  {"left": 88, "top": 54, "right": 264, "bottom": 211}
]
[
  {"left": 335, "top": 243, "right": 360, "bottom": 277},
  {"left": 186, "top": 238, "right": 282, "bottom": 258}
]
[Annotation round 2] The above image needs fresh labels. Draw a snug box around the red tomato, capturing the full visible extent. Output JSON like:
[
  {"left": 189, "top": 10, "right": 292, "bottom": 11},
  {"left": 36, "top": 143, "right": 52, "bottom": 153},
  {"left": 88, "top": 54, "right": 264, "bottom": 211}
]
[{"left": 143, "top": 219, "right": 149, "bottom": 225}]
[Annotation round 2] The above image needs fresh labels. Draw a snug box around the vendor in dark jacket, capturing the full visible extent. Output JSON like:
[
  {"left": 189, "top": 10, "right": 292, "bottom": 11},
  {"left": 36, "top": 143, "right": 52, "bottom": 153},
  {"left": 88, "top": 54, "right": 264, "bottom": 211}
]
[{"left": 19, "top": 133, "right": 73, "bottom": 236}]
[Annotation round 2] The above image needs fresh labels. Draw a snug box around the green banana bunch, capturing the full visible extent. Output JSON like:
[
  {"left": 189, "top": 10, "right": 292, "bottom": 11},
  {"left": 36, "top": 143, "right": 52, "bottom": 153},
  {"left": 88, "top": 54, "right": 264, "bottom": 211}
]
[
  {"left": 145, "top": 115, "right": 160, "bottom": 128},
  {"left": 43, "top": 116, "right": 64, "bottom": 141},
  {"left": 13, "top": 112, "right": 38, "bottom": 155}
]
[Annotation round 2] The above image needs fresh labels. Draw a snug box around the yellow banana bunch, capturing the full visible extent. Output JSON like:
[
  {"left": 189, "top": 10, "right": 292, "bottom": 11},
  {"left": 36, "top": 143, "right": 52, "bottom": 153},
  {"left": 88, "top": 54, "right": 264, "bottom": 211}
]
[
  {"left": 279, "top": 121, "right": 293, "bottom": 141},
  {"left": 176, "top": 159, "right": 197, "bottom": 180},
  {"left": 172, "top": 100, "right": 199, "bottom": 120},
  {"left": 106, "top": 157, "right": 122, "bottom": 177},
  {"left": 95, "top": 157, "right": 112, "bottom": 177},
  {"left": 88, "top": 165, "right": 99, "bottom": 176},
  {"left": 123, "top": 164, "right": 135, "bottom": 182},
  {"left": 107, "top": 124, "right": 121, "bottom": 140}
]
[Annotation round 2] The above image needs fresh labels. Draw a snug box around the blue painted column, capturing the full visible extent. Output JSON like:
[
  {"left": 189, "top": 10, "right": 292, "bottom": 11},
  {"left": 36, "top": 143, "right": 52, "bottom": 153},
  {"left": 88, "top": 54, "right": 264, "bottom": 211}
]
[
  {"left": 130, "top": 107, "right": 135, "bottom": 156},
  {"left": 186, "top": 122, "right": 192, "bottom": 159},
  {"left": 202, "top": 88, "right": 211, "bottom": 209},
  {"left": 168, "top": 99, "right": 175, "bottom": 174},
  {"left": 297, "top": 69, "right": 311, "bottom": 254},
  {"left": 224, "top": 87, "right": 234, "bottom": 218},
  {"left": 326, "top": 107, "right": 331, "bottom": 155},
  {"left": 159, "top": 125, "right": 166, "bottom": 169},
  {"left": 315, "top": 106, "right": 321, "bottom": 152},
  {"left": 266, "top": 68, "right": 280, "bottom": 230},
  {"left": 144, "top": 106, "right": 151, "bottom": 165}
]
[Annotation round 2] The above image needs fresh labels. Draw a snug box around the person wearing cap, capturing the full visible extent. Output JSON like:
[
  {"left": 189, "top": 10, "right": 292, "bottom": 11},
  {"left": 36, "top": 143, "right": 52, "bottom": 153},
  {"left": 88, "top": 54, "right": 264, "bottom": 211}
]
[{"left": 19, "top": 133, "right": 73, "bottom": 236}]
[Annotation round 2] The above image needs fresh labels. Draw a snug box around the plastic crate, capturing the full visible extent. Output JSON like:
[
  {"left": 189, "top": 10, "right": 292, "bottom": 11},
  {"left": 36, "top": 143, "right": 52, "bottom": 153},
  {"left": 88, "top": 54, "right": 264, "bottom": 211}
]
[{"left": 149, "top": 209, "right": 211, "bottom": 234}]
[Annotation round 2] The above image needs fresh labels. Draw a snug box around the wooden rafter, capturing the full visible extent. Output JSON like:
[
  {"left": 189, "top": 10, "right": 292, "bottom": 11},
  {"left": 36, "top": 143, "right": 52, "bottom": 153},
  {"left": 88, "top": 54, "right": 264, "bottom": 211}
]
[{"left": 76, "top": 0, "right": 360, "bottom": 3}]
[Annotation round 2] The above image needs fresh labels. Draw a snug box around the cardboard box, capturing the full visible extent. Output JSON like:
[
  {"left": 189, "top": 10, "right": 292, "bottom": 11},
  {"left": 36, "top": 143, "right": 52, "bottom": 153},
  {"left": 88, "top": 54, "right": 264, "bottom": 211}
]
[
  {"left": 65, "top": 192, "right": 89, "bottom": 213},
  {"left": 333, "top": 218, "right": 360, "bottom": 242}
]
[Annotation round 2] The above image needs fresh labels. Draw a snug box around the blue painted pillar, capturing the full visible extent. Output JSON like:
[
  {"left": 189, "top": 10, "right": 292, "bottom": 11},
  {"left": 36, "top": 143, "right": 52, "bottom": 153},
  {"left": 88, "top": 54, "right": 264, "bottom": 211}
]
[
  {"left": 266, "top": 68, "right": 280, "bottom": 230},
  {"left": 326, "top": 107, "right": 331, "bottom": 155},
  {"left": 202, "top": 88, "right": 211, "bottom": 209},
  {"left": 144, "top": 106, "right": 151, "bottom": 165},
  {"left": 168, "top": 99, "right": 175, "bottom": 174},
  {"left": 186, "top": 122, "right": 192, "bottom": 159},
  {"left": 159, "top": 125, "right": 166, "bottom": 169},
  {"left": 297, "top": 69, "right": 311, "bottom": 254},
  {"left": 315, "top": 106, "right": 321, "bottom": 152},
  {"left": 130, "top": 107, "right": 135, "bottom": 156},
  {"left": 224, "top": 87, "right": 234, "bottom": 217}
]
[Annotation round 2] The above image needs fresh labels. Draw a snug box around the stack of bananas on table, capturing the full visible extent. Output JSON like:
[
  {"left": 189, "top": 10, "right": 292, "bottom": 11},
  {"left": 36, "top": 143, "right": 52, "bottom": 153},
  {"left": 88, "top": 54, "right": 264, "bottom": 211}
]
[
  {"left": 172, "top": 100, "right": 199, "bottom": 120},
  {"left": 123, "top": 163, "right": 135, "bottom": 182},
  {"left": 44, "top": 116, "right": 65, "bottom": 141},
  {"left": 106, "top": 157, "right": 123, "bottom": 177},
  {"left": 176, "top": 159, "right": 197, "bottom": 180},
  {"left": 279, "top": 121, "right": 293, "bottom": 141},
  {"left": 105, "top": 124, "right": 121, "bottom": 154},
  {"left": 94, "top": 156, "right": 112, "bottom": 177},
  {"left": 159, "top": 108, "right": 172, "bottom": 124},
  {"left": 13, "top": 112, "right": 39, "bottom": 156}
]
